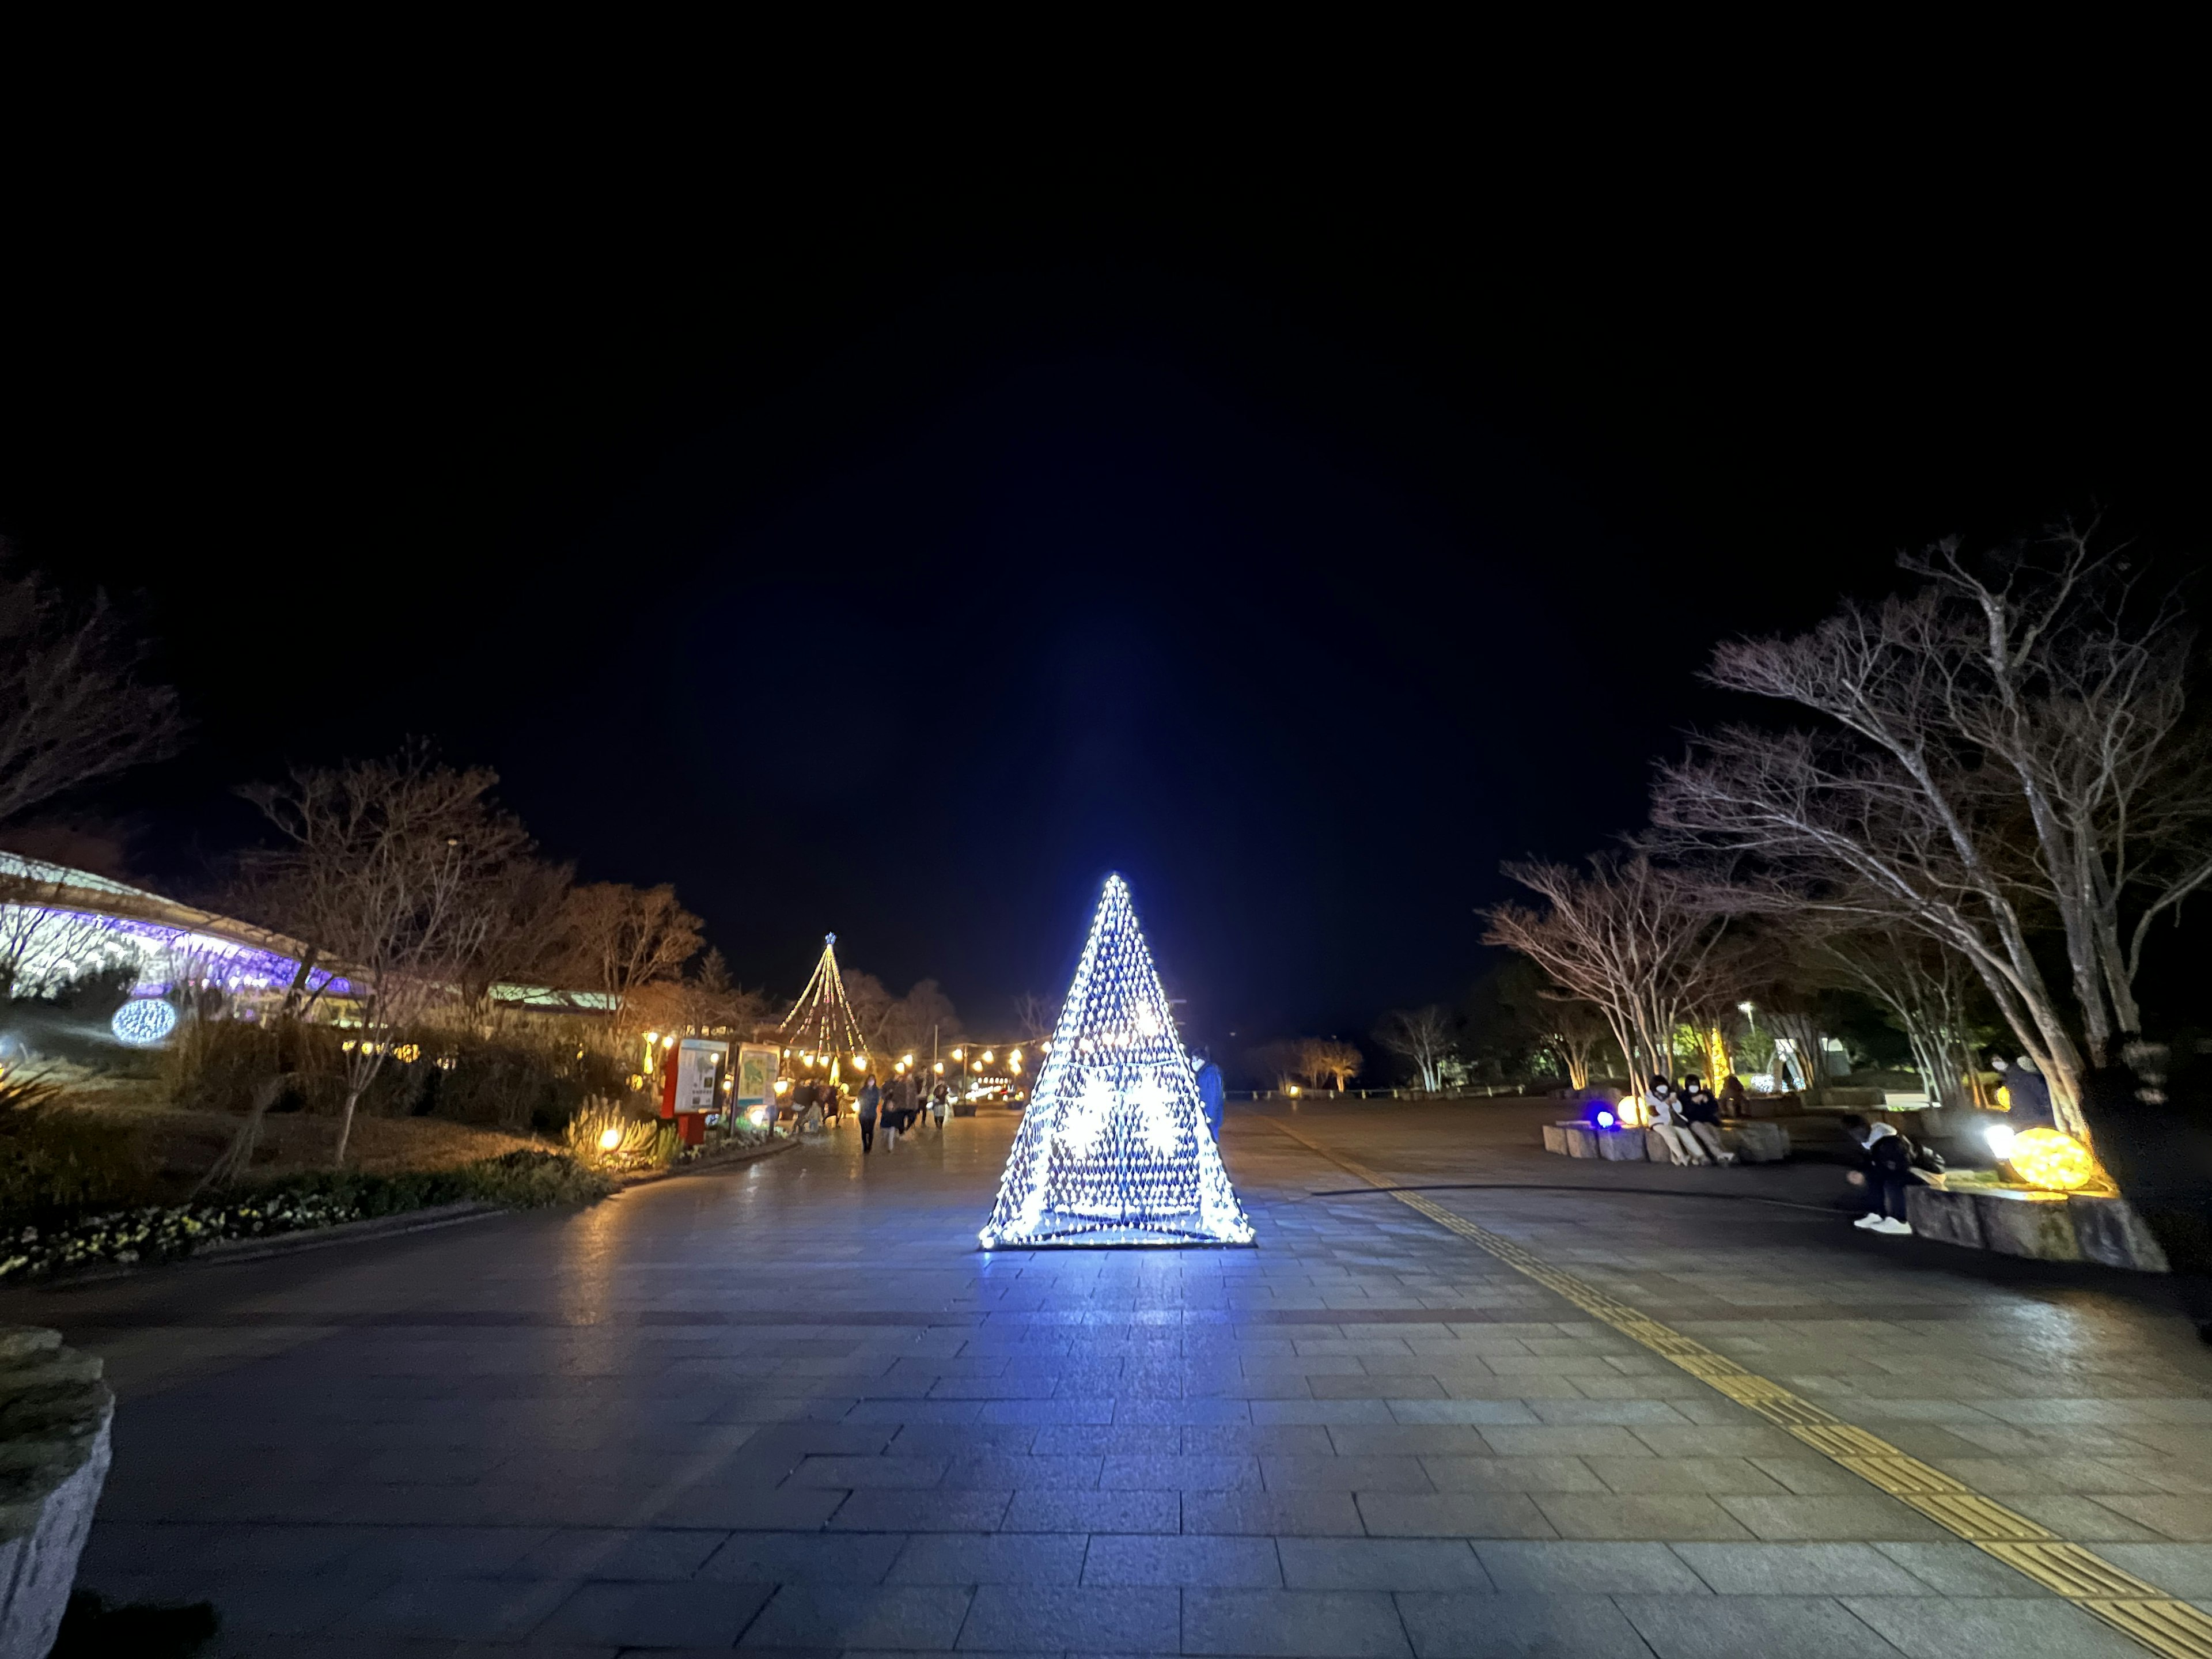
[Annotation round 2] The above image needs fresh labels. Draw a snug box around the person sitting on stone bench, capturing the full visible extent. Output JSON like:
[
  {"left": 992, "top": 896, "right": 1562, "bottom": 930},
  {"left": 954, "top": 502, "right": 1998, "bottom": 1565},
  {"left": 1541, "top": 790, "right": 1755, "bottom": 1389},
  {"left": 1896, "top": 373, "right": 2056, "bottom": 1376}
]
[{"left": 1679, "top": 1074, "right": 1737, "bottom": 1165}]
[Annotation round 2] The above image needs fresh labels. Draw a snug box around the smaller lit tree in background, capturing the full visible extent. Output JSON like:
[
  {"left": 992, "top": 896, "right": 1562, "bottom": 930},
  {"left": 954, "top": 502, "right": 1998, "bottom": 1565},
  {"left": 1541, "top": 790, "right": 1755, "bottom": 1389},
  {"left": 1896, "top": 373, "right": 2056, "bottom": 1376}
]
[{"left": 1373, "top": 1005, "right": 1455, "bottom": 1092}]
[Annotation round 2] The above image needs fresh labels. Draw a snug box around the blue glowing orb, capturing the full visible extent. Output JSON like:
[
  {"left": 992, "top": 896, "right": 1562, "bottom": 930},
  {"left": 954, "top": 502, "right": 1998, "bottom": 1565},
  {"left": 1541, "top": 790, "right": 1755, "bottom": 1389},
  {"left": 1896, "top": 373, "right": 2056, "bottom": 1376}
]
[
  {"left": 1596, "top": 1109, "right": 1616, "bottom": 1129},
  {"left": 111, "top": 998, "right": 179, "bottom": 1047}
]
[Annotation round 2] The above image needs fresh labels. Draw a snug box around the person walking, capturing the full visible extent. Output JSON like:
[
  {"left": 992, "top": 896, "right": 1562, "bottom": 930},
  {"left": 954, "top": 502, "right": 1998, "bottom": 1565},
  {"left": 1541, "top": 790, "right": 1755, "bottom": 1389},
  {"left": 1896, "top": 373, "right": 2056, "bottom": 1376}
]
[
  {"left": 855, "top": 1074, "right": 879, "bottom": 1154},
  {"left": 1842, "top": 1113, "right": 1915, "bottom": 1234},
  {"left": 931, "top": 1080, "right": 950, "bottom": 1128}
]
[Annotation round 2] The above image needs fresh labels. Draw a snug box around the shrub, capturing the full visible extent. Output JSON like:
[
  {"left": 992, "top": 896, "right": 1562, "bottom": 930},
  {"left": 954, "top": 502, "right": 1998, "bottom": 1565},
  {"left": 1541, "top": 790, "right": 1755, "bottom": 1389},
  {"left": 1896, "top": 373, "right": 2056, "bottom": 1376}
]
[
  {"left": 0, "top": 1150, "right": 613, "bottom": 1281},
  {"left": 564, "top": 1096, "right": 675, "bottom": 1170},
  {"left": 0, "top": 1071, "right": 150, "bottom": 1222},
  {"left": 160, "top": 1016, "right": 342, "bottom": 1115}
]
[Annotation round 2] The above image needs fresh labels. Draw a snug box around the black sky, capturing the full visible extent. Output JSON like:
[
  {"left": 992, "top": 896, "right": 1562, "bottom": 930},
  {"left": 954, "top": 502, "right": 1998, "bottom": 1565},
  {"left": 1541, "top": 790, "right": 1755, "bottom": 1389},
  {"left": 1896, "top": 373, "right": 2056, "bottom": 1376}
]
[{"left": 2, "top": 108, "right": 2199, "bottom": 1052}]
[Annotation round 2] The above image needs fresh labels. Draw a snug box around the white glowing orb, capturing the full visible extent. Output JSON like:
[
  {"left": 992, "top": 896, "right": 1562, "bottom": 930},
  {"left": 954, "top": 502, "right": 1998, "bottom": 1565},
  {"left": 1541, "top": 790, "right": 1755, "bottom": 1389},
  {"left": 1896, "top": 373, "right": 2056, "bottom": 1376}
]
[{"left": 111, "top": 998, "right": 179, "bottom": 1047}]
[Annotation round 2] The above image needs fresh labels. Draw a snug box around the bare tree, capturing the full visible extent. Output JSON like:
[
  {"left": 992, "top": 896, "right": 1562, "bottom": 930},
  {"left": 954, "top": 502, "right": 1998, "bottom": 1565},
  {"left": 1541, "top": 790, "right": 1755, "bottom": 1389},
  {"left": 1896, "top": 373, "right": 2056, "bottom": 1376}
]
[
  {"left": 240, "top": 751, "right": 529, "bottom": 1164},
  {"left": 1012, "top": 990, "right": 1060, "bottom": 1043},
  {"left": 1651, "top": 525, "right": 2211, "bottom": 1136},
  {"left": 456, "top": 857, "right": 574, "bottom": 1029},
  {"left": 1297, "top": 1039, "right": 1363, "bottom": 1093},
  {"left": 1373, "top": 1005, "right": 1455, "bottom": 1092},
  {"left": 560, "top": 882, "right": 704, "bottom": 1047},
  {"left": 843, "top": 968, "right": 962, "bottom": 1062},
  {"left": 0, "top": 557, "right": 184, "bottom": 826},
  {"left": 1808, "top": 923, "right": 1985, "bottom": 1110},
  {"left": 1246, "top": 1040, "right": 1302, "bottom": 1090},
  {"left": 1537, "top": 998, "right": 1613, "bottom": 1090},
  {"left": 1483, "top": 853, "right": 1730, "bottom": 1090}
]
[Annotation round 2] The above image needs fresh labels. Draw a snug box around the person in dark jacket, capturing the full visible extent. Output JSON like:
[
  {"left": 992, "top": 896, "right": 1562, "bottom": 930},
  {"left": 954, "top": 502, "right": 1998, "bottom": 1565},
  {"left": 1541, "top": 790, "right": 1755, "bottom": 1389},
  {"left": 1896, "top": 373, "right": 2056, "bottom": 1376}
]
[
  {"left": 1678, "top": 1076, "right": 1736, "bottom": 1165},
  {"left": 1719, "top": 1074, "right": 1748, "bottom": 1114},
  {"left": 1840, "top": 1113, "right": 1915, "bottom": 1234},
  {"left": 855, "top": 1075, "right": 880, "bottom": 1154},
  {"left": 1198, "top": 1059, "right": 1226, "bottom": 1144}
]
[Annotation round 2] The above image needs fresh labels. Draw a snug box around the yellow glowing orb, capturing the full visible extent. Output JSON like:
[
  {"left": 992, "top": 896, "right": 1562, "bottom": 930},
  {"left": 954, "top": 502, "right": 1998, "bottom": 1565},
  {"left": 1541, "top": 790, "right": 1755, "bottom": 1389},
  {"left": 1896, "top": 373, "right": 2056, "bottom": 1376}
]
[
  {"left": 597, "top": 1127, "right": 624, "bottom": 1152},
  {"left": 2007, "top": 1126, "right": 2098, "bottom": 1191}
]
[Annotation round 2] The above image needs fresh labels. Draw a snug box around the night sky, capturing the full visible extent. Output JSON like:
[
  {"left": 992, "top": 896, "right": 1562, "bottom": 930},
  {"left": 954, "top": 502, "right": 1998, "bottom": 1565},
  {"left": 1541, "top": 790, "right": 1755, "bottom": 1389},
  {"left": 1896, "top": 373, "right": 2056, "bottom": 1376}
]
[{"left": 2, "top": 135, "right": 2197, "bottom": 1052}]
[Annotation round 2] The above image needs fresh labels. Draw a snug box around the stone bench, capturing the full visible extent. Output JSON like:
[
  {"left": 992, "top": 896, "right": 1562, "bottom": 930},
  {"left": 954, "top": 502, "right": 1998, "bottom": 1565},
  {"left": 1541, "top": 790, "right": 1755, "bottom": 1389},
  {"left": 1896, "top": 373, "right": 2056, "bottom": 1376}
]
[
  {"left": 2, "top": 1327, "right": 114, "bottom": 1658},
  {"left": 1905, "top": 1185, "right": 2172, "bottom": 1271}
]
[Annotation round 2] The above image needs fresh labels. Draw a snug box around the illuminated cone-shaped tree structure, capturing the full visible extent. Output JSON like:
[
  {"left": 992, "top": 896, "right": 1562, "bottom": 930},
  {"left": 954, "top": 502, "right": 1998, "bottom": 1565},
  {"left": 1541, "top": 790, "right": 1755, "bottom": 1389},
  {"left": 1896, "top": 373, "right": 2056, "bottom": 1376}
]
[
  {"left": 980, "top": 875, "right": 1253, "bottom": 1248},
  {"left": 780, "top": 933, "right": 868, "bottom": 1071}
]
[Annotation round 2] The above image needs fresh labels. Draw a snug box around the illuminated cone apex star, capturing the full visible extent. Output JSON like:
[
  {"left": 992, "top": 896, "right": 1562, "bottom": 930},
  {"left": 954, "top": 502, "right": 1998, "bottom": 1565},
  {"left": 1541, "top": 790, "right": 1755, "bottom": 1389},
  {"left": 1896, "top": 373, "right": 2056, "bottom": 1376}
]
[{"left": 979, "top": 874, "right": 1253, "bottom": 1248}]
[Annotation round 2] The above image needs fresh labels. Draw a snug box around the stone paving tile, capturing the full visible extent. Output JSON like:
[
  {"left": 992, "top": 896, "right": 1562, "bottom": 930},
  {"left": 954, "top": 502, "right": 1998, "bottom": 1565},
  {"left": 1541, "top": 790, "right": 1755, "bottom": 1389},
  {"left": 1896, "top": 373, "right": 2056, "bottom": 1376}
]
[
  {"left": 1002, "top": 1490, "right": 1181, "bottom": 1533},
  {"left": 888, "top": 1531, "right": 1090, "bottom": 1584},
  {"left": 1395, "top": 1592, "right": 1654, "bottom": 1658},
  {"left": 2096, "top": 1541, "right": 2212, "bottom": 1592},
  {"left": 1275, "top": 1538, "right": 1491, "bottom": 1590},
  {"left": 1181, "top": 1589, "right": 1412, "bottom": 1657},
  {"left": 1185, "top": 1490, "right": 1368, "bottom": 1536},
  {"left": 739, "top": 1582, "right": 975, "bottom": 1649},
  {"left": 347, "top": 1575, "right": 577, "bottom": 1642},
  {"left": 533, "top": 1580, "right": 775, "bottom": 1647},
  {"left": 1260, "top": 1455, "right": 1434, "bottom": 1493},
  {"left": 2000, "top": 1494, "right": 2172, "bottom": 1541},
  {"left": 696, "top": 1529, "right": 907, "bottom": 1582},
  {"left": 1671, "top": 1541, "right": 1933, "bottom": 1596},
  {"left": 956, "top": 1584, "right": 1180, "bottom": 1651},
  {"left": 1615, "top": 1593, "right": 1903, "bottom": 1658},
  {"left": 1532, "top": 1493, "right": 1758, "bottom": 1541},
  {"left": 1472, "top": 1540, "right": 1707, "bottom": 1594},
  {"left": 1715, "top": 1494, "right": 1945, "bottom": 1542},
  {"left": 1416, "top": 1455, "right": 1604, "bottom": 1494},
  {"left": 1840, "top": 1594, "right": 2146, "bottom": 1657},
  {"left": 1382, "top": 1401, "right": 1541, "bottom": 1426},
  {"left": 502, "top": 1527, "right": 729, "bottom": 1581},
  {"left": 1353, "top": 1493, "right": 1555, "bottom": 1539},
  {"left": 1081, "top": 1534, "right": 1283, "bottom": 1586}
]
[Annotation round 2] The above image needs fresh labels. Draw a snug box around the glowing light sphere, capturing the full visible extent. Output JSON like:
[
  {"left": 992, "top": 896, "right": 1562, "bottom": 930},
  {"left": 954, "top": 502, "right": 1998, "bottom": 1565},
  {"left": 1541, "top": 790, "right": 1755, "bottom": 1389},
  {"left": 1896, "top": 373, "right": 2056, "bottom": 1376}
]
[
  {"left": 978, "top": 873, "right": 1253, "bottom": 1249},
  {"left": 1983, "top": 1123, "right": 2017, "bottom": 1160},
  {"left": 597, "top": 1127, "right": 624, "bottom": 1152},
  {"left": 110, "top": 998, "right": 177, "bottom": 1047},
  {"left": 2006, "top": 1126, "right": 2098, "bottom": 1191},
  {"left": 1596, "top": 1109, "right": 1616, "bottom": 1129}
]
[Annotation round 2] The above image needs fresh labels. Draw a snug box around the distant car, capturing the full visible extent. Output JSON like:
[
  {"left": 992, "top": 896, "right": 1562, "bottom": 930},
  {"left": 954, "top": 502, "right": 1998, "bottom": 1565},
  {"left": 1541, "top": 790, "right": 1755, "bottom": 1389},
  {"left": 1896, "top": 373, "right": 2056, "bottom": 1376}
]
[{"left": 968, "top": 1084, "right": 1025, "bottom": 1106}]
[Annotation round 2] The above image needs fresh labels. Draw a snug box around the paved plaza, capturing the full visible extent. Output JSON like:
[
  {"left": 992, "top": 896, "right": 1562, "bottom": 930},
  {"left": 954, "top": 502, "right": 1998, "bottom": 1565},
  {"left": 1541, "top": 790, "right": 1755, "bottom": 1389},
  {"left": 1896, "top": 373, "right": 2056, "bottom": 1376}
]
[{"left": 12, "top": 1100, "right": 2212, "bottom": 1657}]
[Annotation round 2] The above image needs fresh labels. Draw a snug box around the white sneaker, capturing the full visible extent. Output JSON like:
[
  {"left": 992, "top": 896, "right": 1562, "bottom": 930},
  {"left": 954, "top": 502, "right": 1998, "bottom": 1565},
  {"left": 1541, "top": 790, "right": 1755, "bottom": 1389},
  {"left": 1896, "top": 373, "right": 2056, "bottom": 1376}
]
[
  {"left": 1853, "top": 1213, "right": 1884, "bottom": 1229},
  {"left": 1873, "top": 1218, "right": 1914, "bottom": 1235}
]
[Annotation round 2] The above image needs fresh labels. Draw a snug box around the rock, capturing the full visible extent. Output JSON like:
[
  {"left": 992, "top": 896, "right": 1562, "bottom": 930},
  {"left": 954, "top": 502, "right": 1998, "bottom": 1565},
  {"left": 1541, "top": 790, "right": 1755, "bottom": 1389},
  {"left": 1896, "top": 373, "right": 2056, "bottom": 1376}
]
[
  {"left": 1971, "top": 1188, "right": 2083, "bottom": 1262},
  {"left": 1729, "top": 1121, "right": 1791, "bottom": 1164},
  {"left": 1907, "top": 1185, "right": 1985, "bottom": 1249},
  {"left": 1596, "top": 1129, "right": 1645, "bottom": 1161},
  {"left": 1, "top": 1327, "right": 113, "bottom": 1659},
  {"left": 1560, "top": 1125, "right": 1599, "bottom": 1158},
  {"left": 1644, "top": 1128, "right": 1678, "bottom": 1164},
  {"left": 1541, "top": 1124, "right": 1570, "bottom": 1155},
  {"left": 2069, "top": 1195, "right": 2172, "bottom": 1273}
]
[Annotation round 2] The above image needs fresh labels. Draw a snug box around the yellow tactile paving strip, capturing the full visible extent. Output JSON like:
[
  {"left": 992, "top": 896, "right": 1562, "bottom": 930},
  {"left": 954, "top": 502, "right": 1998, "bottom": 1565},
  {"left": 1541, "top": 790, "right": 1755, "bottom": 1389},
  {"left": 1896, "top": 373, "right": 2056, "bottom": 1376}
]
[{"left": 1267, "top": 1120, "right": 2212, "bottom": 1659}]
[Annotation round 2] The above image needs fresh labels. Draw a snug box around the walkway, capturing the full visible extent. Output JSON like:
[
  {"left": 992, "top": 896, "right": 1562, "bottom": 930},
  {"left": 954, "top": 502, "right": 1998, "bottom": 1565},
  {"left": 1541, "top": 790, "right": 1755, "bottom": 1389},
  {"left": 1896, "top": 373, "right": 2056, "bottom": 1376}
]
[{"left": 12, "top": 1100, "right": 2212, "bottom": 1657}]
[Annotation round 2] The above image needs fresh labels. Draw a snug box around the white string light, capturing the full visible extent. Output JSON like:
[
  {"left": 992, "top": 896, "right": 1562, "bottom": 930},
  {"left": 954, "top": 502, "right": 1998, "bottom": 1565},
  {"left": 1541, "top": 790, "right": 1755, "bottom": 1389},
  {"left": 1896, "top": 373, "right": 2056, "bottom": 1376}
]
[{"left": 979, "top": 873, "right": 1253, "bottom": 1248}]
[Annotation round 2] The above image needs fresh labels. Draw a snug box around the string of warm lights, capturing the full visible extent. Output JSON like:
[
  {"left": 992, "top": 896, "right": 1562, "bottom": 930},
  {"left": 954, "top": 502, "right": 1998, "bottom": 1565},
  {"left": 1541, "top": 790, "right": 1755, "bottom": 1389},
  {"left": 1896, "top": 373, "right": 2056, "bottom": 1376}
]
[
  {"left": 777, "top": 933, "right": 869, "bottom": 1074},
  {"left": 979, "top": 874, "right": 1252, "bottom": 1248}
]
